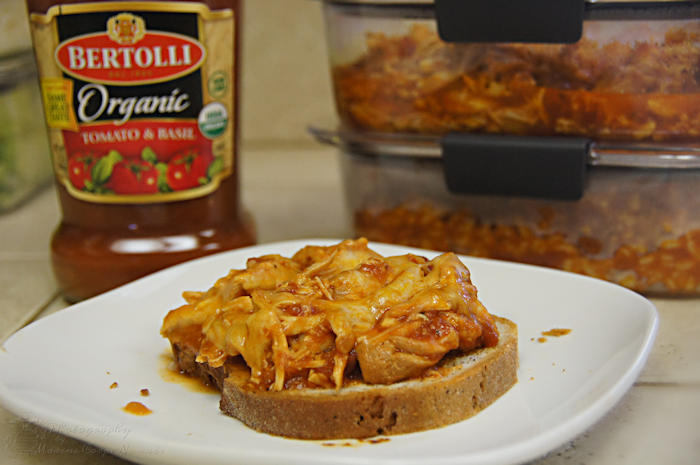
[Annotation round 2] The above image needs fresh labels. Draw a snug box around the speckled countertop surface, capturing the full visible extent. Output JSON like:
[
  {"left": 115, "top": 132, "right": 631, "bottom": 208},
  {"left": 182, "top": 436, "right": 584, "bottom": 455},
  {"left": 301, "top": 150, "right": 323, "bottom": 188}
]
[{"left": 1, "top": 147, "right": 698, "bottom": 464}]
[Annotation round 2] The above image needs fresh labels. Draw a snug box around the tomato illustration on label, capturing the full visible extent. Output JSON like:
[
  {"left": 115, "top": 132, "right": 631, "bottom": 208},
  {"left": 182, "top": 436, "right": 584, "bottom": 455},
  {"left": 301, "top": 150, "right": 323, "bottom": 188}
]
[
  {"left": 67, "top": 153, "right": 97, "bottom": 190},
  {"left": 166, "top": 150, "right": 213, "bottom": 191},
  {"left": 108, "top": 159, "right": 160, "bottom": 195},
  {"left": 63, "top": 146, "right": 226, "bottom": 196}
]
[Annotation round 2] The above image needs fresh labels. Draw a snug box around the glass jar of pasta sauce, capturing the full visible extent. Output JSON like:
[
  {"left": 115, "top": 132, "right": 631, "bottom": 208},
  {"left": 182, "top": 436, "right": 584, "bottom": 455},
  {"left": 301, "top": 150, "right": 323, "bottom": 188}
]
[{"left": 26, "top": 0, "right": 255, "bottom": 302}]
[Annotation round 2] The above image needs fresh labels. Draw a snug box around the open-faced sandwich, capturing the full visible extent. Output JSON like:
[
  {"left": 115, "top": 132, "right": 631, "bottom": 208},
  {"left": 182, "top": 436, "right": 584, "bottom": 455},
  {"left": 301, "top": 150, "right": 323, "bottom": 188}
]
[{"left": 160, "top": 238, "right": 517, "bottom": 439}]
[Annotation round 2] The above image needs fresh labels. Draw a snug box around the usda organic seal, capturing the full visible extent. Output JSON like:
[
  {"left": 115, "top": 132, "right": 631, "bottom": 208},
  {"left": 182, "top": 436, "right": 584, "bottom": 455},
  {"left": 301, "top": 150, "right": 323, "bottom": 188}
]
[{"left": 198, "top": 102, "right": 228, "bottom": 139}]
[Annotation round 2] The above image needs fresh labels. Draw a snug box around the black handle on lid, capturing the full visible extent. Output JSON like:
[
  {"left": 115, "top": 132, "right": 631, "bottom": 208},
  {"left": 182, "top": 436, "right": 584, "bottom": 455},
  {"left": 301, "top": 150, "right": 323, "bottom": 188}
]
[
  {"left": 435, "top": 0, "right": 585, "bottom": 43},
  {"left": 441, "top": 134, "right": 590, "bottom": 200}
]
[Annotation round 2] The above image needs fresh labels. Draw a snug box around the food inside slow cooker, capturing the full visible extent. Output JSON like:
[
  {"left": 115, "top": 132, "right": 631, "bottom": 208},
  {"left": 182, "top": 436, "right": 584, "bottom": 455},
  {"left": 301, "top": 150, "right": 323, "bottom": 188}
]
[
  {"left": 332, "top": 24, "right": 700, "bottom": 141},
  {"left": 356, "top": 203, "right": 700, "bottom": 295}
]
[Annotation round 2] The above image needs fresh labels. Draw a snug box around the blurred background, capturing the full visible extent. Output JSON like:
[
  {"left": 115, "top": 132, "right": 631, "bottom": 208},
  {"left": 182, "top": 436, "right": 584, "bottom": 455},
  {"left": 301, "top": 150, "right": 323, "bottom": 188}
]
[{"left": 240, "top": 0, "right": 335, "bottom": 147}]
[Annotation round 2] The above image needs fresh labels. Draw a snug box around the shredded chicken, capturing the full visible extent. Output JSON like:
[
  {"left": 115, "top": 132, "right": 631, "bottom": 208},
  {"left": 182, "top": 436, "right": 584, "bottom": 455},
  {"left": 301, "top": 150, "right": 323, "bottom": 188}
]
[
  {"left": 332, "top": 23, "right": 700, "bottom": 141},
  {"left": 161, "top": 238, "right": 498, "bottom": 391}
]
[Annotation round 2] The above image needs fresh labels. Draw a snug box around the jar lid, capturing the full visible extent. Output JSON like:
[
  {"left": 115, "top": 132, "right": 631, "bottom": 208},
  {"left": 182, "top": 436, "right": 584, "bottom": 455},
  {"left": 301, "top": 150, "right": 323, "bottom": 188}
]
[{"left": 0, "top": 51, "right": 37, "bottom": 89}]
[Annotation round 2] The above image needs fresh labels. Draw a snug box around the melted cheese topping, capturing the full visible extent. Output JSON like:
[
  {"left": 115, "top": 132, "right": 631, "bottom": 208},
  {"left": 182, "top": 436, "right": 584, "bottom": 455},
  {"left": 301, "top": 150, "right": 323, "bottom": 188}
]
[{"left": 161, "top": 238, "right": 498, "bottom": 391}]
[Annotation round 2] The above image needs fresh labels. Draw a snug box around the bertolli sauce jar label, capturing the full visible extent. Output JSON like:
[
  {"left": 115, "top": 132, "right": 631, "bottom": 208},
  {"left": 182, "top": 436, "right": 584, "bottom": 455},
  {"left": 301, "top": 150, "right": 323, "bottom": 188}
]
[{"left": 30, "top": 2, "right": 234, "bottom": 202}]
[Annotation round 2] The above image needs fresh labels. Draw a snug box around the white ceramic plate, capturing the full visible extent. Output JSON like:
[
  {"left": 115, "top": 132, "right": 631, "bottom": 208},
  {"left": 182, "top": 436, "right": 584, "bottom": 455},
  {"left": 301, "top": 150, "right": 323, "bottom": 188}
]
[{"left": 0, "top": 240, "right": 658, "bottom": 465}]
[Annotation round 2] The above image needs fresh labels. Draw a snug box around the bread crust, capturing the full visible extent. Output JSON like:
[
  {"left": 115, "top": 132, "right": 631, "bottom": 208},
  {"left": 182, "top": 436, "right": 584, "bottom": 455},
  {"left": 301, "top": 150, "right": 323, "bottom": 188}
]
[{"left": 171, "top": 316, "right": 517, "bottom": 439}]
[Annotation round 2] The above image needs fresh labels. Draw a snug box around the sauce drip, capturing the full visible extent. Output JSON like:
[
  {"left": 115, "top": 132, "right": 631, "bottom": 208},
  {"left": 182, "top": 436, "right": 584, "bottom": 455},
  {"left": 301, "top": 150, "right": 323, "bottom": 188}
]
[
  {"left": 122, "top": 401, "right": 152, "bottom": 416},
  {"left": 542, "top": 328, "right": 572, "bottom": 337},
  {"left": 159, "top": 351, "right": 219, "bottom": 394},
  {"left": 537, "top": 328, "right": 572, "bottom": 343}
]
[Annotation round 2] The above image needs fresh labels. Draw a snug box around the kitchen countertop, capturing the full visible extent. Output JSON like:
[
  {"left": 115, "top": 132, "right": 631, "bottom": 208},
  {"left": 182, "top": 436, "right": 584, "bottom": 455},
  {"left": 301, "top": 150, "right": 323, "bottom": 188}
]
[{"left": 1, "top": 146, "right": 698, "bottom": 464}]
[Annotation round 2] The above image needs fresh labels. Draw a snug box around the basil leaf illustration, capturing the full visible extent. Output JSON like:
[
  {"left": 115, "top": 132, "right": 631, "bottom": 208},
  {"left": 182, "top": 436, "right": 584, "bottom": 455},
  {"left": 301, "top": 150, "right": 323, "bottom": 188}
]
[
  {"left": 141, "top": 147, "right": 157, "bottom": 164},
  {"left": 207, "top": 156, "right": 223, "bottom": 179},
  {"left": 91, "top": 150, "right": 122, "bottom": 186},
  {"left": 155, "top": 162, "right": 171, "bottom": 192}
]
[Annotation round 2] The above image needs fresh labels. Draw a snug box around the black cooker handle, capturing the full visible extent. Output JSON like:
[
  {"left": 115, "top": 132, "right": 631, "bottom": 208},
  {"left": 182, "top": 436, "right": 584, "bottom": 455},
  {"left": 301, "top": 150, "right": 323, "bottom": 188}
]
[
  {"left": 435, "top": 0, "right": 585, "bottom": 43},
  {"left": 441, "top": 134, "right": 590, "bottom": 200},
  {"left": 434, "top": 1, "right": 700, "bottom": 43}
]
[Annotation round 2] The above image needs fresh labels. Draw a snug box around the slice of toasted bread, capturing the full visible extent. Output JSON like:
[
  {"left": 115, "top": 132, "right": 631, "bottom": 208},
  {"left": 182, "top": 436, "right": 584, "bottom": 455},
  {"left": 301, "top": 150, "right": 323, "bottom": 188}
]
[{"left": 171, "top": 316, "right": 517, "bottom": 439}]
